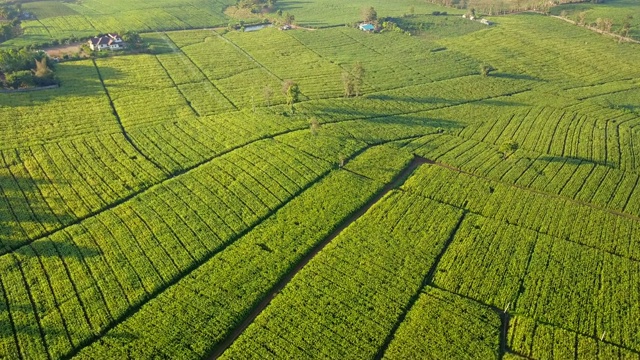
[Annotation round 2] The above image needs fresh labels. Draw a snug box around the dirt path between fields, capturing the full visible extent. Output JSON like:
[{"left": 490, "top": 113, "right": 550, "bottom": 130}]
[{"left": 207, "top": 155, "right": 430, "bottom": 359}]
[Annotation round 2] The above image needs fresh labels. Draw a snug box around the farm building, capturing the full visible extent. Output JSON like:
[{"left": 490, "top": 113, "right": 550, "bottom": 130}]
[
  {"left": 359, "top": 23, "right": 375, "bottom": 32},
  {"left": 88, "top": 34, "right": 124, "bottom": 51},
  {"left": 480, "top": 19, "right": 493, "bottom": 25}
]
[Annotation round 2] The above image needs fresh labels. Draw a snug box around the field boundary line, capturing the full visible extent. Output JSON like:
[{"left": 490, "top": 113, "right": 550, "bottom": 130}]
[
  {"left": 429, "top": 156, "right": 640, "bottom": 223},
  {"left": 207, "top": 155, "right": 430, "bottom": 359},
  {"left": 161, "top": 32, "right": 239, "bottom": 110},
  {"left": 91, "top": 59, "right": 167, "bottom": 173},
  {"left": 62, "top": 139, "right": 400, "bottom": 359},
  {"left": 374, "top": 210, "right": 467, "bottom": 359}
]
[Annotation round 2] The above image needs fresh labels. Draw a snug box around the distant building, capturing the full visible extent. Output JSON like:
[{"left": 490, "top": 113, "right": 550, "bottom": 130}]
[
  {"left": 359, "top": 23, "right": 375, "bottom": 32},
  {"left": 280, "top": 24, "right": 292, "bottom": 30},
  {"left": 480, "top": 19, "right": 493, "bottom": 25},
  {"left": 88, "top": 34, "right": 124, "bottom": 51}
]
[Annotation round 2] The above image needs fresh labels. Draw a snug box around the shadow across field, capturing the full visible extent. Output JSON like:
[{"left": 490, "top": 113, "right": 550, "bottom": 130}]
[
  {"left": 490, "top": 73, "right": 542, "bottom": 82},
  {"left": 538, "top": 154, "right": 616, "bottom": 169},
  {"left": 0, "top": 173, "right": 101, "bottom": 258},
  {"left": 0, "top": 63, "right": 124, "bottom": 107}
]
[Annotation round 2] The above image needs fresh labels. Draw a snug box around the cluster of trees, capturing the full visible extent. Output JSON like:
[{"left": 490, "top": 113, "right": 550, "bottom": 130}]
[
  {"left": 573, "top": 11, "right": 633, "bottom": 38},
  {"left": 0, "top": 5, "right": 21, "bottom": 43},
  {"left": 425, "top": 0, "right": 592, "bottom": 15},
  {"left": 236, "top": 0, "right": 277, "bottom": 13},
  {"left": 0, "top": 49, "right": 58, "bottom": 89}
]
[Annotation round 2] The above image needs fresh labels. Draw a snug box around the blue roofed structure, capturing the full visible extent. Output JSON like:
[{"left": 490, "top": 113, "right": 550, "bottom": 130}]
[{"left": 359, "top": 23, "right": 375, "bottom": 32}]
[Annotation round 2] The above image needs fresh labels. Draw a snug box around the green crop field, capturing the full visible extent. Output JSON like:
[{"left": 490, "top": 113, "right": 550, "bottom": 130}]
[{"left": 1, "top": 0, "right": 640, "bottom": 359}]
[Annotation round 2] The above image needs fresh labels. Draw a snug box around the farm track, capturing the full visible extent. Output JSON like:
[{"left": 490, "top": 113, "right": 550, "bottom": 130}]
[
  {"left": 62, "top": 138, "right": 415, "bottom": 360},
  {"left": 208, "top": 155, "right": 431, "bottom": 359}
]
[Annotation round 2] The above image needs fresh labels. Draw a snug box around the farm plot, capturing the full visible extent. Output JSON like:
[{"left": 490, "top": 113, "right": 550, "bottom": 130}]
[
  {"left": 432, "top": 214, "right": 640, "bottom": 352},
  {"left": 0, "top": 134, "right": 165, "bottom": 253},
  {"left": 0, "top": 139, "right": 335, "bottom": 359},
  {"left": 70, "top": 145, "right": 413, "bottom": 359},
  {"left": 223, "top": 29, "right": 345, "bottom": 100},
  {"left": 223, "top": 191, "right": 463, "bottom": 359},
  {"left": 407, "top": 133, "right": 640, "bottom": 218},
  {"left": 0, "top": 60, "right": 118, "bottom": 150},
  {"left": 5, "top": 0, "right": 233, "bottom": 46},
  {"left": 508, "top": 315, "right": 640, "bottom": 359},
  {"left": 383, "top": 286, "right": 501, "bottom": 360},
  {"left": 439, "top": 14, "right": 640, "bottom": 91}
]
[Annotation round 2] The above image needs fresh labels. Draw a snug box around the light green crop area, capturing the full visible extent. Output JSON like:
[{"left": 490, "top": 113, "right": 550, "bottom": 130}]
[{"left": 0, "top": 2, "right": 640, "bottom": 359}]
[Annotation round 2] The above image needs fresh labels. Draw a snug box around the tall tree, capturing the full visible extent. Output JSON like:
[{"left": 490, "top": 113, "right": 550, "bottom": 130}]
[
  {"left": 341, "top": 71, "right": 353, "bottom": 97},
  {"left": 362, "top": 7, "right": 377, "bottom": 22},
  {"left": 282, "top": 80, "right": 300, "bottom": 113},
  {"left": 352, "top": 62, "right": 365, "bottom": 97},
  {"left": 263, "top": 84, "right": 273, "bottom": 106}
]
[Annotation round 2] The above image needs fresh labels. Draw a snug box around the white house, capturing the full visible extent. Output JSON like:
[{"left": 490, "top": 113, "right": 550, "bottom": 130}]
[{"left": 88, "top": 34, "right": 124, "bottom": 51}]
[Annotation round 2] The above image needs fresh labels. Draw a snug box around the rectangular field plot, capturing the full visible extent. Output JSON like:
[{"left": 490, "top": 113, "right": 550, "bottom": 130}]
[
  {"left": 433, "top": 213, "right": 640, "bottom": 353},
  {"left": 223, "top": 191, "right": 463, "bottom": 359},
  {"left": 0, "top": 60, "right": 118, "bottom": 150},
  {"left": 383, "top": 286, "right": 501, "bottom": 360},
  {"left": 0, "top": 139, "right": 341, "bottom": 359}
]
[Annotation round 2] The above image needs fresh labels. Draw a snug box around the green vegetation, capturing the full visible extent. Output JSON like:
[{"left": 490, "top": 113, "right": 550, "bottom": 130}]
[
  {"left": 0, "top": 48, "right": 58, "bottom": 88},
  {"left": 553, "top": 0, "right": 640, "bottom": 40},
  {"left": 0, "top": 1, "right": 640, "bottom": 359}
]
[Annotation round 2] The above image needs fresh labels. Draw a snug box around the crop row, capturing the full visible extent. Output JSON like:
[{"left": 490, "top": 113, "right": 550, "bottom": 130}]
[
  {"left": 224, "top": 29, "right": 344, "bottom": 100},
  {"left": 290, "top": 27, "right": 480, "bottom": 92},
  {"left": 0, "top": 139, "right": 332, "bottom": 359},
  {"left": 409, "top": 133, "right": 640, "bottom": 217},
  {"left": 432, "top": 213, "right": 640, "bottom": 352},
  {"left": 455, "top": 100, "right": 640, "bottom": 173},
  {"left": 402, "top": 163, "right": 640, "bottom": 260},
  {"left": 0, "top": 60, "right": 119, "bottom": 150},
  {"left": 125, "top": 110, "right": 309, "bottom": 173},
  {"left": 0, "top": 134, "right": 165, "bottom": 252},
  {"left": 508, "top": 315, "right": 639, "bottom": 359},
  {"left": 72, "top": 145, "right": 412, "bottom": 359},
  {"left": 440, "top": 15, "right": 640, "bottom": 91},
  {"left": 383, "top": 286, "right": 501, "bottom": 359},
  {"left": 223, "top": 190, "right": 463, "bottom": 358}
]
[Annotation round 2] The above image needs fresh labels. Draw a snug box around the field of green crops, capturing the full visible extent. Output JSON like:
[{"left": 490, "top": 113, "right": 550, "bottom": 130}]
[{"left": 1, "top": 1, "right": 640, "bottom": 359}]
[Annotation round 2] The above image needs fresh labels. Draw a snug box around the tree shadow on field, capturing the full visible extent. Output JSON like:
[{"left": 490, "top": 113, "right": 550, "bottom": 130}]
[
  {"left": 491, "top": 73, "right": 542, "bottom": 82},
  {"left": 275, "top": 1, "right": 312, "bottom": 12},
  {"left": 538, "top": 155, "right": 615, "bottom": 169},
  {"left": 0, "top": 172, "right": 102, "bottom": 258},
  {"left": 310, "top": 104, "right": 463, "bottom": 144},
  {"left": 0, "top": 63, "right": 124, "bottom": 107},
  {"left": 363, "top": 93, "right": 528, "bottom": 108}
]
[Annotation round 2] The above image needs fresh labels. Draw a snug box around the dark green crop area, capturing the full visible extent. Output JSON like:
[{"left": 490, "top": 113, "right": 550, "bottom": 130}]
[{"left": 1, "top": 2, "right": 640, "bottom": 359}]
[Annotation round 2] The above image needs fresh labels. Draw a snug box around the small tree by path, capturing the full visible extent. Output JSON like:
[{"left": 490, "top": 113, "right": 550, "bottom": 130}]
[
  {"left": 342, "top": 71, "right": 354, "bottom": 97},
  {"left": 341, "top": 62, "right": 366, "bottom": 98},
  {"left": 499, "top": 139, "right": 519, "bottom": 159},
  {"left": 352, "top": 61, "right": 365, "bottom": 97}
]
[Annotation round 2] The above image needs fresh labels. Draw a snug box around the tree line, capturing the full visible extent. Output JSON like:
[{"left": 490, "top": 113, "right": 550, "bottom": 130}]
[
  {"left": 0, "top": 49, "right": 58, "bottom": 89},
  {"left": 0, "top": 4, "right": 21, "bottom": 43}
]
